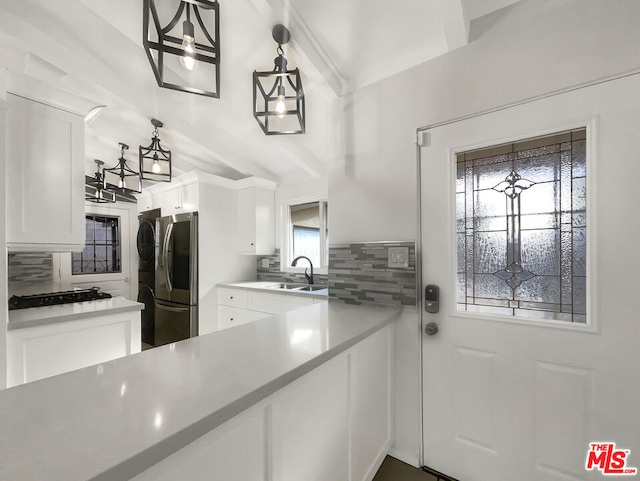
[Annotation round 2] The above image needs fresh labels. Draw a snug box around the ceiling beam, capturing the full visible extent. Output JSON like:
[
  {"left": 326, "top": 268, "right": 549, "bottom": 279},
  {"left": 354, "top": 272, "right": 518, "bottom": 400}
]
[{"left": 437, "top": 0, "right": 470, "bottom": 51}]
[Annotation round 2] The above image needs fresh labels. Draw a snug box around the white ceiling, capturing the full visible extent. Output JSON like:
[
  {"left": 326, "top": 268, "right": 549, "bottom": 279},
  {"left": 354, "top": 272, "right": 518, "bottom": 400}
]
[{"left": 0, "top": 0, "right": 522, "bottom": 186}]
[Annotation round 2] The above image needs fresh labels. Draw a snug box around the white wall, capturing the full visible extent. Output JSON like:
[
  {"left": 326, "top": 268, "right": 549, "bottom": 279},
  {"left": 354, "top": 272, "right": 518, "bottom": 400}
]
[{"left": 328, "top": 0, "right": 640, "bottom": 466}]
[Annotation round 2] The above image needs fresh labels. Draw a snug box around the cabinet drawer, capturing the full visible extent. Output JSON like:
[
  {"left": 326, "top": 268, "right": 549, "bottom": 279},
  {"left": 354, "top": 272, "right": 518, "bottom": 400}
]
[
  {"left": 217, "top": 288, "right": 248, "bottom": 308},
  {"left": 218, "top": 306, "right": 252, "bottom": 330},
  {"left": 248, "top": 292, "right": 314, "bottom": 315}
]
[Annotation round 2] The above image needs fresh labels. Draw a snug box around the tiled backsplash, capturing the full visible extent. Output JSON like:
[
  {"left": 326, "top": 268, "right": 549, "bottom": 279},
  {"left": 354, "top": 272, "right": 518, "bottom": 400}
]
[
  {"left": 328, "top": 242, "right": 417, "bottom": 308},
  {"left": 257, "top": 249, "right": 328, "bottom": 285},
  {"left": 8, "top": 252, "right": 57, "bottom": 295},
  {"left": 8, "top": 252, "right": 54, "bottom": 283}
]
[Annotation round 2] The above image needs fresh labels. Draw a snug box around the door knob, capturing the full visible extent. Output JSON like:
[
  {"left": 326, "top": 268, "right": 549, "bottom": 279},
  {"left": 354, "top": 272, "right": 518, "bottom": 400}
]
[{"left": 425, "top": 322, "right": 439, "bottom": 336}]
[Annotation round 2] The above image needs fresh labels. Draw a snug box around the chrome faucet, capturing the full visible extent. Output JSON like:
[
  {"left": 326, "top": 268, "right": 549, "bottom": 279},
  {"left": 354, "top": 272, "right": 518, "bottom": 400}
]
[{"left": 291, "top": 256, "right": 314, "bottom": 285}]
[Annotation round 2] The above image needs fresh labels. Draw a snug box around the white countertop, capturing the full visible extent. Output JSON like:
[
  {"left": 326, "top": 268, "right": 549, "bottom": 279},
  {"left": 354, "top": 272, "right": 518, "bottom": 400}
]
[
  {"left": 8, "top": 297, "right": 144, "bottom": 330},
  {"left": 0, "top": 301, "right": 399, "bottom": 481},
  {"left": 218, "top": 280, "right": 329, "bottom": 298}
]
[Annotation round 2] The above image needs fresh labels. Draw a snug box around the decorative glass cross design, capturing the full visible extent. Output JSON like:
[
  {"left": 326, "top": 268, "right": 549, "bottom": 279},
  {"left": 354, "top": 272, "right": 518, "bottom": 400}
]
[{"left": 492, "top": 170, "right": 536, "bottom": 290}]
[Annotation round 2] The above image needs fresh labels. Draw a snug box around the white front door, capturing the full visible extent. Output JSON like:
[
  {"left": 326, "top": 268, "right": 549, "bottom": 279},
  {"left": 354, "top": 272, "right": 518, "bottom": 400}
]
[{"left": 421, "top": 74, "right": 640, "bottom": 481}]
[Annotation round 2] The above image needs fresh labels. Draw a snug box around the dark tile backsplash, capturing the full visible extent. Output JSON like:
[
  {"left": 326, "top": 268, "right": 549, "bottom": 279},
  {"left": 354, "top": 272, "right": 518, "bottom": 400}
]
[{"left": 328, "top": 242, "right": 417, "bottom": 308}]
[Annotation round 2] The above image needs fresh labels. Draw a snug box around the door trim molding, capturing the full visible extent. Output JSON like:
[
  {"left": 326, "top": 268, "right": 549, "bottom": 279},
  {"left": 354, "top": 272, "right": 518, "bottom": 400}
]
[{"left": 415, "top": 68, "right": 640, "bottom": 134}]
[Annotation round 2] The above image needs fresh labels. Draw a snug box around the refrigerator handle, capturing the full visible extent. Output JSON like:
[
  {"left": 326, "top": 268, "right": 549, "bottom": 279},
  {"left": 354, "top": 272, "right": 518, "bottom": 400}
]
[
  {"left": 163, "top": 223, "right": 174, "bottom": 292},
  {"left": 155, "top": 299, "right": 189, "bottom": 312}
]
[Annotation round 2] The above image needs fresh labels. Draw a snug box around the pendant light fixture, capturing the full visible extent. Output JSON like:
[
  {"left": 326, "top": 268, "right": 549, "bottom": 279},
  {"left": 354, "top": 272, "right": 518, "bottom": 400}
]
[
  {"left": 143, "top": 0, "right": 220, "bottom": 98},
  {"left": 104, "top": 143, "right": 142, "bottom": 194},
  {"left": 86, "top": 159, "right": 116, "bottom": 203},
  {"left": 253, "top": 25, "right": 305, "bottom": 135},
  {"left": 139, "top": 118, "right": 172, "bottom": 183}
]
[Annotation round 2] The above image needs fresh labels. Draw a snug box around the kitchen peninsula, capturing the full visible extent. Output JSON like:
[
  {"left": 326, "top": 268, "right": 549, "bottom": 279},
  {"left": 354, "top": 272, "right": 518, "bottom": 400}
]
[
  {"left": 7, "top": 297, "right": 143, "bottom": 387},
  {"left": 0, "top": 302, "right": 399, "bottom": 481}
]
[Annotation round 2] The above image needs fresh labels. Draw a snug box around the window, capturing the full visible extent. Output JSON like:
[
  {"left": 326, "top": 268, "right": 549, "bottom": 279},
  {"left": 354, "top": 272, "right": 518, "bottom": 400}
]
[
  {"left": 456, "top": 128, "right": 586, "bottom": 323},
  {"left": 72, "top": 215, "right": 121, "bottom": 274},
  {"left": 286, "top": 200, "right": 328, "bottom": 269}
]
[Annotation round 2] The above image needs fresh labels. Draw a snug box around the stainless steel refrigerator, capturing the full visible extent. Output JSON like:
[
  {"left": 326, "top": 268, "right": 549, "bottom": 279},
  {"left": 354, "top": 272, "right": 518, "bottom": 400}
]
[{"left": 154, "top": 212, "right": 198, "bottom": 347}]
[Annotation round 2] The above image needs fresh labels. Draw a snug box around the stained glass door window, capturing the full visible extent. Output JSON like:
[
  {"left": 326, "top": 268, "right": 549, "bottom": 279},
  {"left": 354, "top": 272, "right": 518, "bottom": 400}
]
[{"left": 456, "top": 128, "right": 586, "bottom": 322}]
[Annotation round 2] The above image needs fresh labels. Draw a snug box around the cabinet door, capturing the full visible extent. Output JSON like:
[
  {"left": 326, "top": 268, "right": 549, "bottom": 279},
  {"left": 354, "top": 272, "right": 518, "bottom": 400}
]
[
  {"left": 6, "top": 94, "right": 85, "bottom": 250},
  {"left": 179, "top": 183, "right": 199, "bottom": 213},
  {"left": 7, "top": 311, "right": 141, "bottom": 387},
  {"left": 218, "top": 306, "right": 252, "bottom": 330},
  {"left": 237, "top": 188, "right": 257, "bottom": 253},
  {"left": 217, "top": 287, "right": 248, "bottom": 309},
  {"left": 137, "top": 192, "right": 154, "bottom": 213}
]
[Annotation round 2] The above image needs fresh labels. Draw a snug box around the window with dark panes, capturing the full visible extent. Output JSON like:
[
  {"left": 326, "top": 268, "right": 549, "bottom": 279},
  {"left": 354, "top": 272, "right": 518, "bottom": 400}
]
[{"left": 72, "top": 215, "right": 121, "bottom": 274}]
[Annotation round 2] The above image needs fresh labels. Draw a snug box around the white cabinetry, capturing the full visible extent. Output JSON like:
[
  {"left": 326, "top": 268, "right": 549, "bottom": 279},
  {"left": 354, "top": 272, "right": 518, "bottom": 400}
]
[
  {"left": 7, "top": 309, "right": 141, "bottom": 387},
  {"left": 237, "top": 184, "right": 276, "bottom": 255},
  {"left": 6, "top": 95, "right": 84, "bottom": 251},
  {"left": 131, "top": 324, "right": 393, "bottom": 481},
  {"left": 4, "top": 73, "right": 100, "bottom": 252},
  {"left": 137, "top": 175, "right": 200, "bottom": 215},
  {"left": 217, "top": 287, "right": 316, "bottom": 331}
]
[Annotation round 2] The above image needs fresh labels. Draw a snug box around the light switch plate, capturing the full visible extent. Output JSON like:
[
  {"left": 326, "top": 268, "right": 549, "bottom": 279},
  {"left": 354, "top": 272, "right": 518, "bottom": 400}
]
[
  {"left": 261, "top": 258, "right": 270, "bottom": 269},
  {"left": 388, "top": 247, "right": 409, "bottom": 268}
]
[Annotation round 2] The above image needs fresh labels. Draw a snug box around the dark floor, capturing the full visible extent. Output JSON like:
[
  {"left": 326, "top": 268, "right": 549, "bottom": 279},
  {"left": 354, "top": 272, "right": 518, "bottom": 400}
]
[{"left": 373, "top": 456, "right": 438, "bottom": 481}]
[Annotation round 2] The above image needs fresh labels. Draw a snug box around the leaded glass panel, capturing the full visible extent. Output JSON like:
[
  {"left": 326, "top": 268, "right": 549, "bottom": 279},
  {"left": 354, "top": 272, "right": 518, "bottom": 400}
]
[{"left": 456, "top": 128, "right": 587, "bottom": 323}]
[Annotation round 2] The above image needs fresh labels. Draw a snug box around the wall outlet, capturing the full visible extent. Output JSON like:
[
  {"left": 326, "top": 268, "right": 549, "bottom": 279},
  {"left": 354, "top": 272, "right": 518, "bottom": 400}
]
[
  {"left": 388, "top": 247, "right": 409, "bottom": 268},
  {"left": 261, "top": 258, "right": 270, "bottom": 269}
]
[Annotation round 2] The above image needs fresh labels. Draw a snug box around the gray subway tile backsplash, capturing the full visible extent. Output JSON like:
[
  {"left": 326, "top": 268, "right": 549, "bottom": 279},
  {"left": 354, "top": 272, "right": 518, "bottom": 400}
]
[
  {"left": 8, "top": 253, "right": 53, "bottom": 283},
  {"left": 328, "top": 241, "right": 417, "bottom": 308},
  {"left": 259, "top": 242, "right": 417, "bottom": 308},
  {"left": 257, "top": 249, "right": 328, "bottom": 285}
]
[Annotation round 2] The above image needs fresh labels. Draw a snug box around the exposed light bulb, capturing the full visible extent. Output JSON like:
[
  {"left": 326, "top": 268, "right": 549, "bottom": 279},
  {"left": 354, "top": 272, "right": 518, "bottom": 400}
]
[
  {"left": 275, "top": 85, "right": 286, "bottom": 118},
  {"left": 152, "top": 160, "right": 161, "bottom": 174},
  {"left": 180, "top": 20, "right": 198, "bottom": 71},
  {"left": 119, "top": 178, "right": 124, "bottom": 189}
]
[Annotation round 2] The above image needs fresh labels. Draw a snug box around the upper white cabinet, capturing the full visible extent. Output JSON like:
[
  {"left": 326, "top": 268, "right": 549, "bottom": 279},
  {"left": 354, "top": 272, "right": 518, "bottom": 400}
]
[
  {"left": 136, "top": 173, "right": 202, "bottom": 216},
  {"left": 237, "top": 183, "right": 276, "bottom": 255},
  {"left": 4, "top": 73, "right": 101, "bottom": 252},
  {"left": 137, "top": 173, "right": 277, "bottom": 256}
]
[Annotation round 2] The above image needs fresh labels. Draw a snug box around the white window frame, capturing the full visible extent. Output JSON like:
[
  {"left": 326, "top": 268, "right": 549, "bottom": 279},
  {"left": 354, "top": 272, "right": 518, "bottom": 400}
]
[
  {"left": 280, "top": 196, "right": 328, "bottom": 275},
  {"left": 57, "top": 205, "right": 131, "bottom": 284}
]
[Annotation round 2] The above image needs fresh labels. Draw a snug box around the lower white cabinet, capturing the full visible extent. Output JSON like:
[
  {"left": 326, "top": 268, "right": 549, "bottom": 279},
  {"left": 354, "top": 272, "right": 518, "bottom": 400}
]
[
  {"left": 218, "top": 305, "right": 253, "bottom": 330},
  {"left": 131, "top": 324, "right": 393, "bottom": 481},
  {"left": 217, "top": 287, "right": 319, "bottom": 331},
  {"left": 7, "top": 311, "right": 141, "bottom": 387}
]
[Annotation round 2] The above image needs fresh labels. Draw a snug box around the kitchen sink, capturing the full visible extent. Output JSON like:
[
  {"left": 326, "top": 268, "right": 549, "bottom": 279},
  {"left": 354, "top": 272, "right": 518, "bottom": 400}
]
[
  {"left": 294, "top": 285, "right": 327, "bottom": 292},
  {"left": 268, "top": 283, "right": 327, "bottom": 292},
  {"left": 269, "top": 283, "right": 308, "bottom": 290}
]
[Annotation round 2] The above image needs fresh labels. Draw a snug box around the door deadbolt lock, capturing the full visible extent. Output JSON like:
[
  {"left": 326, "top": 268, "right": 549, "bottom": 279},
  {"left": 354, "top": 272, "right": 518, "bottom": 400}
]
[
  {"left": 425, "top": 322, "right": 439, "bottom": 336},
  {"left": 425, "top": 284, "right": 439, "bottom": 313}
]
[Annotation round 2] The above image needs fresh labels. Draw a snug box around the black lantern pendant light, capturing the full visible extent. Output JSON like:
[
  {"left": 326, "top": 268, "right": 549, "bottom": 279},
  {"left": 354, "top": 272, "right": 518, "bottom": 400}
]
[
  {"left": 139, "top": 118, "right": 172, "bottom": 183},
  {"left": 86, "top": 159, "right": 116, "bottom": 203},
  {"left": 253, "top": 25, "right": 305, "bottom": 135},
  {"left": 143, "top": 0, "right": 220, "bottom": 98},
  {"left": 104, "top": 143, "right": 142, "bottom": 194}
]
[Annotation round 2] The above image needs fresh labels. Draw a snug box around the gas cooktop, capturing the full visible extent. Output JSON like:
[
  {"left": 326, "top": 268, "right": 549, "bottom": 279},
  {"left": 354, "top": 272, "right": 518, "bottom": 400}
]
[{"left": 8, "top": 287, "right": 112, "bottom": 310}]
